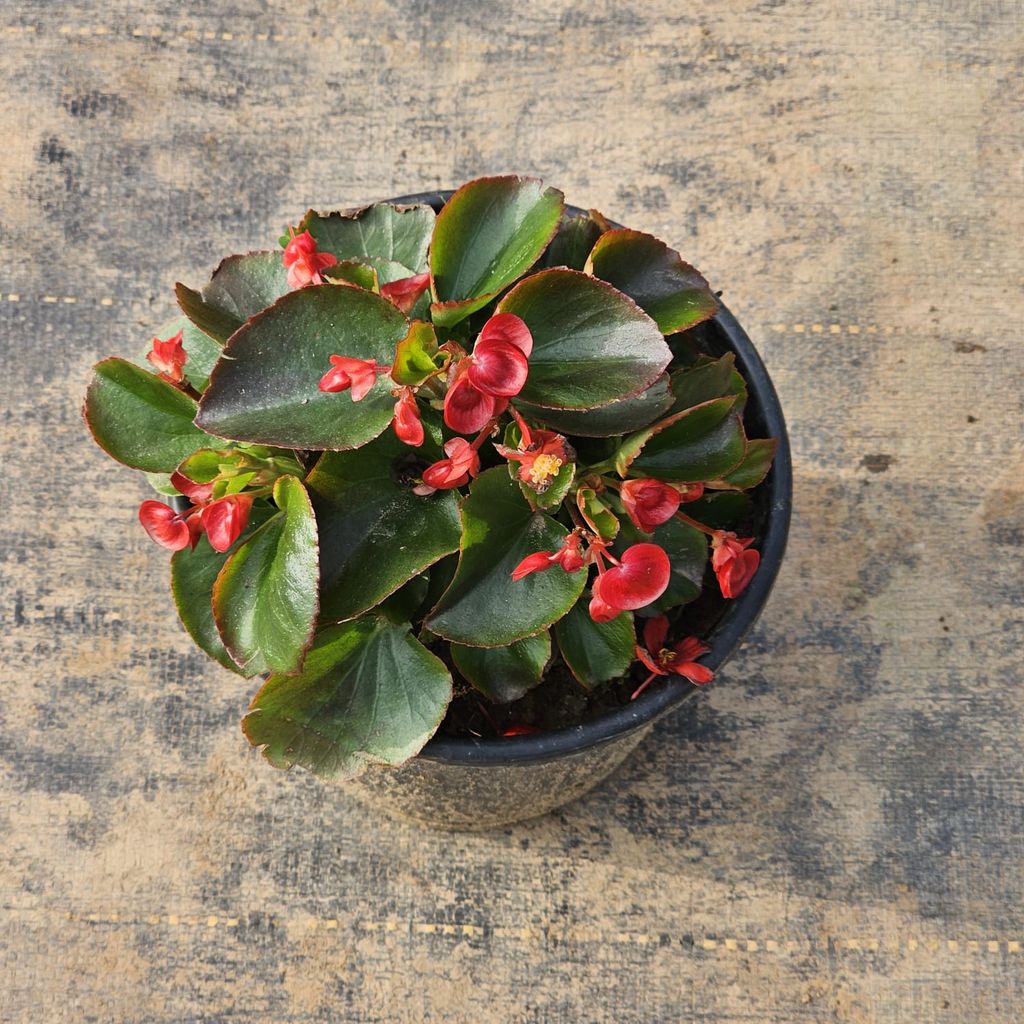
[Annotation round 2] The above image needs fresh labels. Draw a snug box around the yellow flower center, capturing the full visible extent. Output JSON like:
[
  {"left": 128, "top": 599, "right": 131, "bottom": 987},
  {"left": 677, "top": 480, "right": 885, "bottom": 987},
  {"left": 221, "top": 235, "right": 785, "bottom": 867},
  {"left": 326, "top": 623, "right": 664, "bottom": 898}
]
[{"left": 529, "top": 454, "right": 563, "bottom": 485}]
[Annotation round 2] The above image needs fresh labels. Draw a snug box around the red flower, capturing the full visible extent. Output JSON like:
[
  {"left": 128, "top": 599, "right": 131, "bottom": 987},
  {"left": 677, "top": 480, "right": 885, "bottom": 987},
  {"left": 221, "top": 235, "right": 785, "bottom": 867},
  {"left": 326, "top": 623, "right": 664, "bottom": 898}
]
[
  {"left": 496, "top": 410, "right": 573, "bottom": 494},
  {"left": 418, "top": 437, "right": 481, "bottom": 492},
  {"left": 319, "top": 356, "right": 385, "bottom": 401},
  {"left": 200, "top": 494, "right": 253, "bottom": 553},
  {"left": 588, "top": 586, "right": 621, "bottom": 624},
  {"left": 510, "top": 533, "right": 585, "bottom": 580},
  {"left": 443, "top": 368, "right": 504, "bottom": 434},
  {"left": 282, "top": 230, "right": 337, "bottom": 288},
  {"left": 139, "top": 500, "right": 195, "bottom": 551},
  {"left": 380, "top": 272, "right": 431, "bottom": 314},
  {"left": 442, "top": 313, "right": 531, "bottom": 434},
  {"left": 392, "top": 387, "right": 424, "bottom": 447},
  {"left": 592, "top": 543, "right": 670, "bottom": 612},
  {"left": 467, "top": 313, "right": 532, "bottom": 397},
  {"left": 632, "top": 615, "right": 713, "bottom": 699},
  {"left": 620, "top": 478, "right": 681, "bottom": 532},
  {"left": 711, "top": 531, "right": 760, "bottom": 599},
  {"left": 146, "top": 330, "right": 187, "bottom": 385},
  {"left": 677, "top": 482, "right": 705, "bottom": 503},
  {"left": 170, "top": 471, "right": 214, "bottom": 504}
]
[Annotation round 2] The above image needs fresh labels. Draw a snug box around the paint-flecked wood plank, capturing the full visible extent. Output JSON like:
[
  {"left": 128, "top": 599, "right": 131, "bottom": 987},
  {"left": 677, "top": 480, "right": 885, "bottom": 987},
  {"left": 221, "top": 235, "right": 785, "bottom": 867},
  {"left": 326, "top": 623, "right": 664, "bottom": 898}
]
[{"left": 1, "top": 2, "right": 1022, "bottom": 1021}]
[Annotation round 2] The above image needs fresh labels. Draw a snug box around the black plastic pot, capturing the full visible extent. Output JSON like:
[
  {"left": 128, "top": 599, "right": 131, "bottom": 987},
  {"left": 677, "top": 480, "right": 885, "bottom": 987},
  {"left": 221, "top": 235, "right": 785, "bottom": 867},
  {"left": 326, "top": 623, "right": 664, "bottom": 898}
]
[{"left": 339, "top": 190, "right": 793, "bottom": 830}]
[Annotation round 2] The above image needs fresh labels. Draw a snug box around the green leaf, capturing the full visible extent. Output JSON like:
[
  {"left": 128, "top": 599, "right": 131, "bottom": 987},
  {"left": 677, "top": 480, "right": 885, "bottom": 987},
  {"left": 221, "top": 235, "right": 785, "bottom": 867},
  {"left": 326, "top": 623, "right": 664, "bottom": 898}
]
[
  {"left": 425, "top": 468, "right": 586, "bottom": 646},
  {"left": 617, "top": 515, "right": 707, "bottom": 611},
  {"left": 306, "top": 434, "right": 462, "bottom": 623},
  {"left": 553, "top": 598, "right": 635, "bottom": 690},
  {"left": 515, "top": 375, "right": 674, "bottom": 437},
  {"left": 451, "top": 632, "right": 550, "bottom": 703},
  {"left": 577, "top": 488, "right": 619, "bottom": 540},
  {"left": 212, "top": 475, "right": 319, "bottom": 676},
  {"left": 84, "top": 358, "right": 218, "bottom": 472},
  {"left": 585, "top": 228, "right": 719, "bottom": 335},
  {"left": 685, "top": 490, "right": 753, "bottom": 529},
  {"left": 708, "top": 438, "right": 778, "bottom": 490},
  {"left": 670, "top": 353, "right": 746, "bottom": 414},
  {"left": 616, "top": 397, "right": 747, "bottom": 481},
  {"left": 429, "top": 176, "right": 564, "bottom": 327},
  {"left": 497, "top": 268, "right": 671, "bottom": 410},
  {"left": 176, "top": 251, "right": 290, "bottom": 344},
  {"left": 324, "top": 260, "right": 379, "bottom": 291},
  {"left": 377, "top": 574, "right": 430, "bottom": 624},
  {"left": 299, "top": 203, "right": 435, "bottom": 273},
  {"left": 243, "top": 616, "right": 452, "bottom": 779},
  {"left": 542, "top": 211, "right": 606, "bottom": 270},
  {"left": 391, "top": 320, "right": 440, "bottom": 385},
  {"left": 195, "top": 284, "right": 409, "bottom": 450},
  {"left": 144, "top": 472, "right": 180, "bottom": 496},
  {"left": 170, "top": 503, "right": 275, "bottom": 675}
]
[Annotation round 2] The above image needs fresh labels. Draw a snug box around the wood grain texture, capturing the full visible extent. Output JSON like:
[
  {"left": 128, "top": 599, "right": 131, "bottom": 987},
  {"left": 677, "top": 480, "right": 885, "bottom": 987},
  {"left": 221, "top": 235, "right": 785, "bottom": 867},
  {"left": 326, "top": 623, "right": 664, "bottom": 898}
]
[{"left": 1, "top": 1, "right": 1022, "bottom": 1021}]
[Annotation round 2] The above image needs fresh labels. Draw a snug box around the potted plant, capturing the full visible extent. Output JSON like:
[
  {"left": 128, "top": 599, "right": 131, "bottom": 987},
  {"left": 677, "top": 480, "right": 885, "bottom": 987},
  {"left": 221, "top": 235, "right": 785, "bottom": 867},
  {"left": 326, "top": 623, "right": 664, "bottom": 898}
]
[{"left": 83, "top": 176, "right": 790, "bottom": 829}]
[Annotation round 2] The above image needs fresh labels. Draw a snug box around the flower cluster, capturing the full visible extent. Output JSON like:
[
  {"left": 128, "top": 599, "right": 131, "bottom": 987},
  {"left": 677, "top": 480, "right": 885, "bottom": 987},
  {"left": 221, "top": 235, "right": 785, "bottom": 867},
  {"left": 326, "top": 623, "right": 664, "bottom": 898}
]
[{"left": 139, "top": 472, "right": 252, "bottom": 553}]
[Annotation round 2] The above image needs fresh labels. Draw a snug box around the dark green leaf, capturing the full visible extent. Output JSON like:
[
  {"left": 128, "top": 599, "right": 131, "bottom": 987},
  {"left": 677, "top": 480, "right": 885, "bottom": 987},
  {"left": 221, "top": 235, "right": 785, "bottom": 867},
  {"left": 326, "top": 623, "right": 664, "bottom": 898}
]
[
  {"left": 425, "top": 468, "right": 586, "bottom": 646},
  {"left": 195, "top": 284, "right": 409, "bottom": 450},
  {"left": 617, "top": 397, "right": 746, "bottom": 481},
  {"left": 429, "top": 176, "right": 564, "bottom": 327},
  {"left": 300, "top": 203, "right": 435, "bottom": 272},
  {"left": 497, "top": 269, "right": 671, "bottom": 410},
  {"left": 213, "top": 475, "right": 319, "bottom": 676},
  {"left": 670, "top": 353, "right": 746, "bottom": 414},
  {"left": 170, "top": 503, "right": 275, "bottom": 675},
  {"left": 516, "top": 375, "right": 674, "bottom": 437},
  {"left": 377, "top": 574, "right": 430, "bottom": 624},
  {"left": 451, "top": 632, "right": 550, "bottom": 703},
  {"left": 585, "top": 228, "right": 718, "bottom": 334},
  {"left": 684, "top": 490, "right": 753, "bottom": 529},
  {"left": 542, "top": 211, "right": 606, "bottom": 270},
  {"left": 306, "top": 434, "right": 462, "bottom": 623},
  {"left": 242, "top": 616, "right": 452, "bottom": 780},
  {"left": 708, "top": 438, "right": 778, "bottom": 490},
  {"left": 553, "top": 598, "right": 635, "bottom": 689},
  {"left": 176, "top": 251, "right": 290, "bottom": 344},
  {"left": 84, "top": 358, "right": 218, "bottom": 472}
]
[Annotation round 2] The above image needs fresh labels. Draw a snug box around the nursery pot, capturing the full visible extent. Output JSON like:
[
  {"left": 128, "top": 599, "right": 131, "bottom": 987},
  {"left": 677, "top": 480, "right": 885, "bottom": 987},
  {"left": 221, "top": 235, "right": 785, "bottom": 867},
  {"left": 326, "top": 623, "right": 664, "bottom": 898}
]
[{"left": 339, "top": 191, "right": 792, "bottom": 830}]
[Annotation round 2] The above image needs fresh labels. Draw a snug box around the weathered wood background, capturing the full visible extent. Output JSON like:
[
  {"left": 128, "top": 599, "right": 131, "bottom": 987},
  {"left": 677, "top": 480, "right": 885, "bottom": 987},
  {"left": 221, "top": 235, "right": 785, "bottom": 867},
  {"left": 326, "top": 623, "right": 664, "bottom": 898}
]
[{"left": 2, "top": 2, "right": 1022, "bottom": 1021}]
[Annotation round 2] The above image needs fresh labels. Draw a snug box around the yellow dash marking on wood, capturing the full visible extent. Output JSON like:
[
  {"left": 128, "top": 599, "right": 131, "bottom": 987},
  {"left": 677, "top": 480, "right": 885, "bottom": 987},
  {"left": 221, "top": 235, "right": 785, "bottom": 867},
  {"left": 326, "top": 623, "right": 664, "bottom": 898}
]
[
  {"left": 765, "top": 939, "right": 779, "bottom": 951},
  {"left": 747, "top": 940, "right": 758, "bottom": 951},
  {"left": 147, "top": 915, "right": 160, "bottom": 925},
  {"left": 702, "top": 938, "right": 718, "bottom": 950},
  {"left": 724, "top": 938, "right": 738, "bottom": 950},
  {"left": 62, "top": 296, "right": 76, "bottom": 303},
  {"left": 226, "top": 918, "right": 239, "bottom": 927},
  {"left": 908, "top": 938, "right": 918, "bottom": 950},
  {"left": 167, "top": 914, "right": 179, "bottom": 926},
  {"left": 42, "top": 295, "right": 58, "bottom": 303},
  {"left": 811, "top": 323, "right": 823, "bottom": 333},
  {"left": 100, "top": 297, "right": 114, "bottom": 305},
  {"left": 947, "top": 939, "right": 959, "bottom": 952},
  {"left": 847, "top": 324, "right": 860, "bottom": 333},
  {"left": 988, "top": 941, "right": 1000, "bottom": 952},
  {"left": 968, "top": 940, "right": 979, "bottom": 952},
  {"left": 793, "top": 323, "right": 805, "bottom": 332},
  {"left": 325, "top": 919, "right": 338, "bottom": 930},
  {"left": 829, "top": 324, "right": 841, "bottom": 333},
  {"left": 221, "top": 32, "right": 233, "bottom": 40},
  {"left": 206, "top": 916, "right": 218, "bottom": 927}
]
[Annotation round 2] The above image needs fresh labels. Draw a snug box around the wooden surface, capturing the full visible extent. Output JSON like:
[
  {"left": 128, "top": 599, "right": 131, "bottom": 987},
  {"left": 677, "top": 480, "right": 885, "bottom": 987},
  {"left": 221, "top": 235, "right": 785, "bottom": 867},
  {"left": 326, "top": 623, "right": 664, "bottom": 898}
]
[{"left": 2, "top": 2, "right": 1022, "bottom": 1021}]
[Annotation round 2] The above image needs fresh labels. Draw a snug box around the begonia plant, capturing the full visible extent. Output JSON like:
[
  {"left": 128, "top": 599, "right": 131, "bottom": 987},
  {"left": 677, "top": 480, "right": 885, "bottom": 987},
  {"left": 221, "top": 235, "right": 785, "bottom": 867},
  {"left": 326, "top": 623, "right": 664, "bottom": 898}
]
[{"left": 84, "top": 176, "right": 777, "bottom": 781}]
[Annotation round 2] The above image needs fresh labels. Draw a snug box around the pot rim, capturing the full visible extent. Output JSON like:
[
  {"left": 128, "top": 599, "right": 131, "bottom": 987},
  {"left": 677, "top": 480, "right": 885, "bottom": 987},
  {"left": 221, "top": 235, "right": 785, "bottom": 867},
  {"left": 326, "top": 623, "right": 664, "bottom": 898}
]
[{"left": 383, "top": 189, "right": 793, "bottom": 767}]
